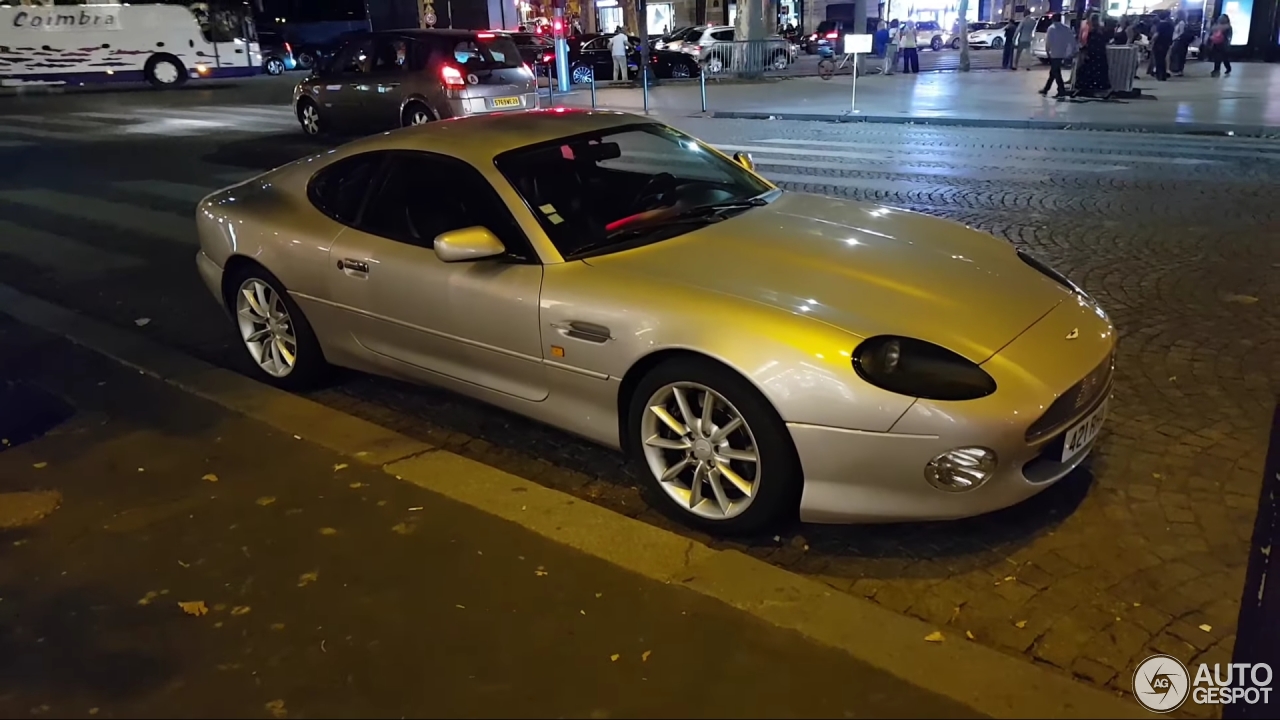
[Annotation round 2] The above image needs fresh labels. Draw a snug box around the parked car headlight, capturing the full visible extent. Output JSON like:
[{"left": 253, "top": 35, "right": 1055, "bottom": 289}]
[{"left": 853, "top": 336, "right": 997, "bottom": 401}]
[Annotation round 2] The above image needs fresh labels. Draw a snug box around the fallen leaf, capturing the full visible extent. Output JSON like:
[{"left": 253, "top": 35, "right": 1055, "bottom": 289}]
[
  {"left": 255, "top": 496, "right": 276, "bottom": 506},
  {"left": 1003, "top": 576, "right": 1015, "bottom": 582},
  {"left": 1199, "top": 624, "right": 1213, "bottom": 632},
  {"left": 595, "top": 592, "right": 603, "bottom": 598},
  {"left": 202, "top": 474, "right": 219, "bottom": 483},
  {"left": 1225, "top": 294, "right": 1258, "bottom": 305},
  {"left": 230, "top": 606, "right": 251, "bottom": 616},
  {"left": 1152, "top": 473, "right": 1162, "bottom": 479},
  {"left": 1133, "top": 602, "right": 1142, "bottom": 607},
  {"left": 456, "top": 604, "right": 466, "bottom": 609},
  {"left": 610, "top": 653, "right": 620, "bottom": 662},
  {"left": 641, "top": 650, "right": 651, "bottom": 662},
  {"left": 213, "top": 621, "right": 223, "bottom": 628},
  {"left": 137, "top": 591, "right": 159, "bottom": 606},
  {"left": 580, "top": 609, "right": 586, "bottom": 615},
  {"left": 349, "top": 482, "right": 366, "bottom": 489},
  {"left": 293, "top": 435, "right": 302, "bottom": 440},
  {"left": 948, "top": 606, "right": 961, "bottom": 624},
  {"left": 89, "top": 709, "right": 99, "bottom": 716},
  {"left": 391, "top": 522, "right": 414, "bottom": 535},
  {"left": 297, "top": 571, "right": 319, "bottom": 587},
  {"left": 137, "top": 467, "right": 145, "bottom": 473},
  {"left": 535, "top": 570, "right": 548, "bottom": 576},
  {"left": 318, "top": 527, "right": 337, "bottom": 536},
  {"left": 333, "top": 463, "right": 348, "bottom": 472},
  {"left": 965, "top": 630, "right": 976, "bottom": 640},
  {"left": 924, "top": 631, "right": 944, "bottom": 643},
  {"left": 178, "top": 600, "right": 209, "bottom": 617},
  {"left": 265, "top": 699, "right": 287, "bottom": 719},
  {"left": 33, "top": 462, "right": 48, "bottom": 469},
  {"left": 377, "top": 500, "right": 388, "bottom": 507},
  {"left": 271, "top": 623, "right": 285, "bottom": 631},
  {"left": 134, "top": 317, "right": 151, "bottom": 326},
  {"left": 408, "top": 506, "right": 423, "bottom": 512},
  {"left": 1015, "top": 620, "right": 1028, "bottom": 629}
]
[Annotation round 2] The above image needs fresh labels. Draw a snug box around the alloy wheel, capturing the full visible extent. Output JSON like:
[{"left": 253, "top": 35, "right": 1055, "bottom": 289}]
[
  {"left": 409, "top": 107, "right": 431, "bottom": 125},
  {"left": 300, "top": 104, "right": 320, "bottom": 135},
  {"left": 266, "top": 58, "right": 285, "bottom": 75},
  {"left": 235, "top": 278, "right": 298, "bottom": 379},
  {"left": 640, "top": 382, "right": 761, "bottom": 520},
  {"left": 671, "top": 63, "right": 691, "bottom": 78},
  {"left": 571, "top": 65, "right": 593, "bottom": 84}
]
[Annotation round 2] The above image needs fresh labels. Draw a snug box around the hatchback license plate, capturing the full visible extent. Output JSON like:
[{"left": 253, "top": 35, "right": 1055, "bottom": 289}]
[
  {"left": 1060, "top": 400, "right": 1107, "bottom": 463},
  {"left": 491, "top": 96, "right": 521, "bottom": 108}
]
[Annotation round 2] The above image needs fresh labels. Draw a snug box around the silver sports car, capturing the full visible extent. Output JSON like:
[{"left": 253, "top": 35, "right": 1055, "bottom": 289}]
[{"left": 195, "top": 109, "right": 1115, "bottom": 533}]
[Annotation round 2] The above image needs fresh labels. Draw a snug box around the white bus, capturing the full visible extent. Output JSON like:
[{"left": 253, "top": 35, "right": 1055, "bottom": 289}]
[{"left": 0, "top": 3, "right": 261, "bottom": 88}]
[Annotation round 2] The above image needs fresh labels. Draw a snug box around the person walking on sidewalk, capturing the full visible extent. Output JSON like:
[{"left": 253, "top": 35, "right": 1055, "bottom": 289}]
[
  {"left": 1039, "top": 14, "right": 1077, "bottom": 98},
  {"left": 609, "top": 27, "right": 630, "bottom": 81},
  {"left": 1001, "top": 16, "right": 1018, "bottom": 68},
  {"left": 1013, "top": 12, "right": 1037, "bottom": 70},
  {"left": 899, "top": 20, "right": 919, "bottom": 73},
  {"left": 1150, "top": 10, "right": 1174, "bottom": 81},
  {"left": 1208, "top": 15, "right": 1232, "bottom": 77},
  {"left": 1170, "top": 10, "right": 1191, "bottom": 76},
  {"left": 1075, "top": 13, "right": 1111, "bottom": 97},
  {"left": 883, "top": 20, "right": 900, "bottom": 75}
]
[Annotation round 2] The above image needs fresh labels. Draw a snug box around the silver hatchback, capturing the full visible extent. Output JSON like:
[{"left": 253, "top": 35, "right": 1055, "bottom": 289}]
[{"left": 293, "top": 29, "right": 538, "bottom": 136}]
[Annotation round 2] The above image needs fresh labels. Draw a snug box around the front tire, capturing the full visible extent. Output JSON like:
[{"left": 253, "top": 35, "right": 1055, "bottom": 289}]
[
  {"left": 265, "top": 57, "right": 286, "bottom": 75},
  {"left": 951, "top": 37, "right": 961, "bottom": 50},
  {"left": 931, "top": 36, "right": 943, "bottom": 51},
  {"left": 991, "top": 37, "right": 1004, "bottom": 49},
  {"left": 297, "top": 98, "right": 323, "bottom": 136},
  {"left": 225, "top": 265, "right": 328, "bottom": 391},
  {"left": 627, "top": 356, "right": 802, "bottom": 534},
  {"left": 570, "top": 64, "right": 594, "bottom": 84},
  {"left": 144, "top": 54, "right": 187, "bottom": 89},
  {"left": 669, "top": 60, "right": 693, "bottom": 78}
]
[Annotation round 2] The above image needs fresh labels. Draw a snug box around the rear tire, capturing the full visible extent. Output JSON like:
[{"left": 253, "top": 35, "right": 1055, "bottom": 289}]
[
  {"left": 401, "top": 101, "right": 435, "bottom": 127},
  {"left": 265, "top": 57, "right": 286, "bottom": 75},
  {"left": 224, "top": 263, "right": 328, "bottom": 391},
  {"left": 931, "top": 36, "right": 943, "bottom": 51},
  {"left": 144, "top": 54, "right": 187, "bottom": 89},
  {"left": 626, "top": 356, "right": 802, "bottom": 534}
]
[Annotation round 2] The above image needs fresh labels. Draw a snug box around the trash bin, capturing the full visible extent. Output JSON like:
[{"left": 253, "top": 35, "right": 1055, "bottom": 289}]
[{"left": 1106, "top": 45, "right": 1139, "bottom": 93}]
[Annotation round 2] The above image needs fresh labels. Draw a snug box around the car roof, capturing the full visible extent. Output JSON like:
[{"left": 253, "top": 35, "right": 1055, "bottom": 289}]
[{"left": 338, "top": 109, "right": 653, "bottom": 162}]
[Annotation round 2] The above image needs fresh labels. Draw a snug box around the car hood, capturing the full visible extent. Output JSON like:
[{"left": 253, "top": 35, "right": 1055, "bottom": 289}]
[{"left": 583, "top": 192, "right": 1070, "bottom": 363}]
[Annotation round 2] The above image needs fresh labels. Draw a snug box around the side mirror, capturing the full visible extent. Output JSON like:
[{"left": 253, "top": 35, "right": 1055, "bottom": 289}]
[
  {"left": 433, "top": 226, "right": 506, "bottom": 263},
  {"left": 732, "top": 151, "right": 755, "bottom": 171}
]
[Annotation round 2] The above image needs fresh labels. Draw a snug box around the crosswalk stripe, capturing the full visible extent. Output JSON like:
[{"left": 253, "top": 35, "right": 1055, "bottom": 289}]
[
  {"left": 3, "top": 114, "right": 106, "bottom": 129},
  {"left": 755, "top": 136, "right": 1280, "bottom": 159},
  {"left": 713, "top": 142, "right": 1217, "bottom": 166},
  {"left": 0, "top": 124, "right": 85, "bottom": 140},
  {"left": 113, "top": 180, "right": 215, "bottom": 206},
  {"left": 747, "top": 155, "right": 1131, "bottom": 178},
  {"left": 0, "top": 189, "right": 194, "bottom": 244},
  {"left": 0, "top": 219, "right": 144, "bottom": 279}
]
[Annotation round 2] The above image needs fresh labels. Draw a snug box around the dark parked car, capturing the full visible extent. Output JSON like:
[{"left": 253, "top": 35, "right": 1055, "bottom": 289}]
[
  {"left": 258, "top": 30, "right": 299, "bottom": 75},
  {"left": 561, "top": 33, "right": 700, "bottom": 83},
  {"left": 508, "top": 31, "right": 557, "bottom": 68},
  {"left": 293, "top": 29, "right": 537, "bottom": 136}
]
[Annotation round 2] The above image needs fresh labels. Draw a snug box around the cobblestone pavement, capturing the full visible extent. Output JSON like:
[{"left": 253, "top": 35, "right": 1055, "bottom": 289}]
[{"left": 1, "top": 94, "right": 1277, "bottom": 708}]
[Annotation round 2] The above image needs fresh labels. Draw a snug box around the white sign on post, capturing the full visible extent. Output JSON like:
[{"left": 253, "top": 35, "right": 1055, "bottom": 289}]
[{"left": 843, "top": 34, "right": 873, "bottom": 114}]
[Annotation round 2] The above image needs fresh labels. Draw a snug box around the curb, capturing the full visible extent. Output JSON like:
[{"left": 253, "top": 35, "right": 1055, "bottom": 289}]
[
  {"left": 0, "top": 282, "right": 1146, "bottom": 719},
  {"left": 710, "top": 110, "right": 1280, "bottom": 137}
]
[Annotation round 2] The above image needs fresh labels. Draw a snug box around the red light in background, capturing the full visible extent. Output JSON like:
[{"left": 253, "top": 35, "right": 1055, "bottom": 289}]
[{"left": 477, "top": 32, "right": 495, "bottom": 38}]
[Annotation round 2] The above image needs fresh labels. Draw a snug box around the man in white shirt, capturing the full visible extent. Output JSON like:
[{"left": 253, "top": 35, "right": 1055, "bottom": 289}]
[{"left": 609, "top": 28, "right": 630, "bottom": 81}]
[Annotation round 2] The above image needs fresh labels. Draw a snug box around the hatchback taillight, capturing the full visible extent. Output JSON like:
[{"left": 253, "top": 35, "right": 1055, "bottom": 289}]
[
  {"left": 441, "top": 64, "right": 466, "bottom": 88},
  {"left": 284, "top": 42, "right": 292, "bottom": 54},
  {"left": 825, "top": 31, "right": 838, "bottom": 39},
  {"left": 541, "top": 52, "right": 554, "bottom": 63}
]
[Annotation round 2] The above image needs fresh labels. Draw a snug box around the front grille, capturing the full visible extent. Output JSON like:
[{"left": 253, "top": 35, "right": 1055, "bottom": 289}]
[{"left": 1024, "top": 353, "right": 1114, "bottom": 444}]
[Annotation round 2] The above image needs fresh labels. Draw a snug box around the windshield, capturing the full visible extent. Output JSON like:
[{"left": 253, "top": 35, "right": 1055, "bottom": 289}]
[{"left": 496, "top": 124, "right": 773, "bottom": 259}]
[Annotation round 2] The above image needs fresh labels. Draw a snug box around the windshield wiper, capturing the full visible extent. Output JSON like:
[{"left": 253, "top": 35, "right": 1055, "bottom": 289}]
[{"left": 569, "top": 197, "right": 769, "bottom": 259}]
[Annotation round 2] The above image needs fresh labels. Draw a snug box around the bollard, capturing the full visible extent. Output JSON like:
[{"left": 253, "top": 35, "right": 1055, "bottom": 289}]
[
  {"left": 642, "top": 64, "right": 649, "bottom": 115},
  {"left": 546, "top": 65, "right": 555, "bottom": 108},
  {"left": 699, "top": 64, "right": 707, "bottom": 113},
  {"left": 590, "top": 71, "right": 596, "bottom": 108}
]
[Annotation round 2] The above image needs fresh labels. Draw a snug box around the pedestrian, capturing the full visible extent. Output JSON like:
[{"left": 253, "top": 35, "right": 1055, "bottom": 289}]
[
  {"left": 1013, "top": 12, "right": 1037, "bottom": 70},
  {"left": 1208, "top": 14, "right": 1232, "bottom": 77},
  {"left": 609, "top": 26, "right": 629, "bottom": 81},
  {"left": 900, "top": 20, "right": 919, "bottom": 74},
  {"left": 1075, "top": 13, "right": 1111, "bottom": 97},
  {"left": 1169, "top": 11, "right": 1190, "bottom": 76},
  {"left": 1001, "top": 16, "right": 1018, "bottom": 69},
  {"left": 883, "top": 19, "right": 899, "bottom": 75},
  {"left": 1039, "top": 13, "right": 1077, "bottom": 98},
  {"left": 1150, "top": 10, "right": 1174, "bottom": 80}
]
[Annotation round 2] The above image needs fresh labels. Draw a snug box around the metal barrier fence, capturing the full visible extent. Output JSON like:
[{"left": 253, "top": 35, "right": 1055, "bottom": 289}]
[{"left": 696, "top": 39, "right": 795, "bottom": 78}]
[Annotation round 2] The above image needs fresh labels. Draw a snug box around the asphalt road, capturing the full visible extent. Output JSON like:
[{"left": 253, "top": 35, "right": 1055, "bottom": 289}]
[
  {"left": 0, "top": 314, "right": 979, "bottom": 719},
  {"left": 1, "top": 76, "right": 1276, "bottom": 707}
]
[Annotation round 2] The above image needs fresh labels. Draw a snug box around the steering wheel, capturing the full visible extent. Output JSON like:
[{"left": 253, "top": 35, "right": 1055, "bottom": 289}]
[{"left": 630, "top": 172, "right": 679, "bottom": 213}]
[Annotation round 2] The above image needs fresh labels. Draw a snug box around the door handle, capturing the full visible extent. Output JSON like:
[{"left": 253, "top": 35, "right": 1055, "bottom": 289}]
[
  {"left": 552, "top": 321, "right": 612, "bottom": 343},
  {"left": 338, "top": 258, "right": 369, "bottom": 274}
]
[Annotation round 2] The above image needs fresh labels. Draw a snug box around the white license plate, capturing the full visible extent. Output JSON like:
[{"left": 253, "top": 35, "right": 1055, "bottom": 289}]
[
  {"left": 1060, "top": 399, "right": 1107, "bottom": 463},
  {"left": 491, "top": 96, "right": 521, "bottom": 108}
]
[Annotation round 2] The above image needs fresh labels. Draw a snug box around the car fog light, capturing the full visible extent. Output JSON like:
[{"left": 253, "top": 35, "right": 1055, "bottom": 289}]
[{"left": 924, "top": 447, "right": 997, "bottom": 492}]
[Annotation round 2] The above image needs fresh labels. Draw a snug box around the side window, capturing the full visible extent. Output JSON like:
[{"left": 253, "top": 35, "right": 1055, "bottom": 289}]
[
  {"left": 711, "top": 29, "right": 734, "bottom": 41},
  {"left": 357, "top": 154, "right": 534, "bottom": 262},
  {"left": 331, "top": 38, "right": 373, "bottom": 75},
  {"left": 583, "top": 37, "right": 608, "bottom": 51},
  {"left": 307, "top": 153, "right": 385, "bottom": 226},
  {"left": 372, "top": 38, "right": 408, "bottom": 72}
]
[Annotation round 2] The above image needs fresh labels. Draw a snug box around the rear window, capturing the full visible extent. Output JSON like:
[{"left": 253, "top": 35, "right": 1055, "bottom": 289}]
[
  {"left": 816, "top": 21, "right": 837, "bottom": 34},
  {"left": 454, "top": 35, "right": 522, "bottom": 68},
  {"left": 1035, "top": 17, "right": 1053, "bottom": 32},
  {"left": 710, "top": 29, "right": 734, "bottom": 41}
]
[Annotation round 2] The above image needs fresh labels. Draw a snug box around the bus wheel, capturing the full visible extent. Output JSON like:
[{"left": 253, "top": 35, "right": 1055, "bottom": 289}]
[{"left": 145, "top": 54, "right": 187, "bottom": 89}]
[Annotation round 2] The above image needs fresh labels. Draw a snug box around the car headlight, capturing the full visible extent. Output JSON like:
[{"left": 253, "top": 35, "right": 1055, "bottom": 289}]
[
  {"left": 1017, "top": 250, "right": 1087, "bottom": 297},
  {"left": 853, "top": 336, "right": 997, "bottom": 401}
]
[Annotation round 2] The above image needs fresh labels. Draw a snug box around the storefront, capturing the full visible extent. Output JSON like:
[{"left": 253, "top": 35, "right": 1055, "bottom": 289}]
[{"left": 882, "top": 0, "right": 960, "bottom": 29}]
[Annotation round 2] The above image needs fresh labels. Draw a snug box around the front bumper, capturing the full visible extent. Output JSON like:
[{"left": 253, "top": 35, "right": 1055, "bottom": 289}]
[{"left": 795, "top": 295, "right": 1115, "bottom": 524}]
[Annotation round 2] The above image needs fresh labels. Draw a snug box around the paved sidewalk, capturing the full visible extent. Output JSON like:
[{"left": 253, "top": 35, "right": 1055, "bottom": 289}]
[
  {"left": 0, "top": 316, "right": 979, "bottom": 719},
  {"left": 554, "top": 61, "right": 1280, "bottom": 134}
]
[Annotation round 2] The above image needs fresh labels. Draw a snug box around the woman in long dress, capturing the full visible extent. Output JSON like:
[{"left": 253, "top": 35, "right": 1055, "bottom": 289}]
[{"left": 1074, "top": 14, "right": 1111, "bottom": 97}]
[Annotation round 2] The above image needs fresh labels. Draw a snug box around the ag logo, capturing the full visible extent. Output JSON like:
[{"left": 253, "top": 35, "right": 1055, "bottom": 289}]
[
  {"left": 1134, "top": 654, "right": 1190, "bottom": 713},
  {"left": 466, "top": 72, "right": 479, "bottom": 85}
]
